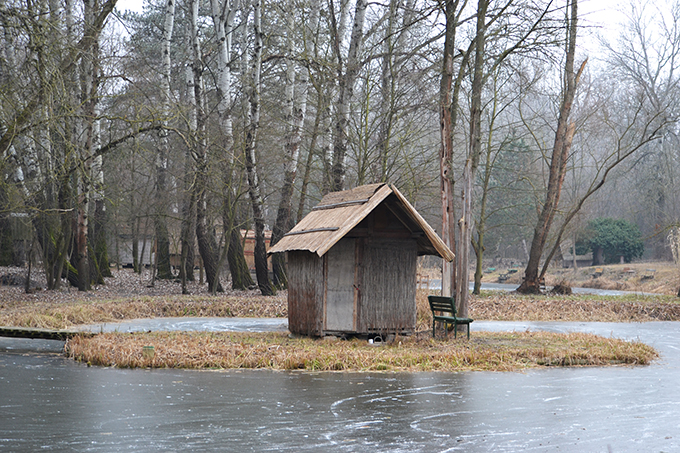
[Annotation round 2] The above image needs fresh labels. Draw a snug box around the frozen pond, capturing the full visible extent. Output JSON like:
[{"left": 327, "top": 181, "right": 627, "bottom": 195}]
[
  {"left": 78, "top": 317, "right": 288, "bottom": 334},
  {"left": 1, "top": 320, "right": 679, "bottom": 452}
]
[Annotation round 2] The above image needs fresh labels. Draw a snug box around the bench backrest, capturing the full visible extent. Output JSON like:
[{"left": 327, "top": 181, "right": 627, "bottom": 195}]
[{"left": 428, "top": 295, "right": 456, "bottom": 316}]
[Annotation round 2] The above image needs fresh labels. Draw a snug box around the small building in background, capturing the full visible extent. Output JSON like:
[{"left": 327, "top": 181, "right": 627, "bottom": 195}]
[
  {"left": 241, "top": 229, "right": 272, "bottom": 271},
  {"left": 269, "top": 183, "right": 454, "bottom": 337}
]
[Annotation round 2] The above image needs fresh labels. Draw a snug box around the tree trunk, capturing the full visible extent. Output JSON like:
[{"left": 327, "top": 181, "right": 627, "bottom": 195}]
[
  {"left": 270, "top": 0, "right": 310, "bottom": 289},
  {"left": 210, "top": 0, "right": 251, "bottom": 290},
  {"left": 454, "top": 0, "right": 487, "bottom": 319},
  {"left": 189, "top": 0, "right": 223, "bottom": 293},
  {"left": 329, "top": 0, "right": 368, "bottom": 192},
  {"left": 296, "top": 89, "right": 323, "bottom": 222},
  {"left": 91, "top": 97, "right": 111, "bottom": 282},
  {"left": 227, "top": 227, "right": 254, "bottom": 289},
  {"left": 376, "top": 0, "right": 404, "bottom": 182},
  {"left": 439, "top": 0, "right": 462, "bottom": 298},
  {"left": 518, "top": 0, "right": 581, "bottom": 294},
  {"left": 244, "top": 0, "right": 274, "bottom": 296},
  {"left": 75, "top": 0, "right": 104, "bottom": 291},
  {"left": 154, "top": 0, "right": 176, "bottom": 280},
  {"left": 179, "top": 185, "right": 196, "bottom": 291}
]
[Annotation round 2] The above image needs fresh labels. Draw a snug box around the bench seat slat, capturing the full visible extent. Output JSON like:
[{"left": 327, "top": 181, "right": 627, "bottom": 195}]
[{"left": 433, "top": 315, "right": 473, "bottom": 323}]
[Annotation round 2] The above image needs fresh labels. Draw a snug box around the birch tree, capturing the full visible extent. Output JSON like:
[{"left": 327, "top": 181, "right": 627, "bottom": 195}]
[
  {"left": 329, "top": 0, "right": 368, "bottom": 192},
  {"left": 244, "top": 0, "right": 275, "bottom": 295},
  {"left": 210, "top": 0, "right": 255, "bottom": 290},
  {"left": 189, "top": 0, "right": 223, "bottom": 293},
  {"left": 270, "top": 0, "right": 311, "bottom": 289},
  {"left": 154, "top": 0, "right": 176, "bottom": 280}
]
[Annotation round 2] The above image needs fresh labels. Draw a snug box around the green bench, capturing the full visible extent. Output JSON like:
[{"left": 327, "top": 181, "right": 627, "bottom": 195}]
[{"left": 427, "top": 295, "right": 474, "bottom": 340}]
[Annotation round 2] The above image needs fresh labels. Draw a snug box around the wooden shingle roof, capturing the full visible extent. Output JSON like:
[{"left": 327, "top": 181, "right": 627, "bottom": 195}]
[{"left": 268, "top": 183, "right": 454, "bottom": 261}]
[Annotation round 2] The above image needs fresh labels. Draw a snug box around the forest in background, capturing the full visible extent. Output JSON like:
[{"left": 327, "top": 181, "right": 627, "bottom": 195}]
[{"left": 1, "top": 0, "right": 679, "bottom": 297}]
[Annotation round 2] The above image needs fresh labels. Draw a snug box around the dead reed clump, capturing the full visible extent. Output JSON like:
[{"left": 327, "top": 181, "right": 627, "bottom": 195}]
[
  {"left": 585, "top": 277, "right": 631, "bottom": 291},
  {"left": 66, "top": 330, "right": 658, "bottom": 372},
  {"left": 550, "top": 282, "right": 573, "bottom": 295}
]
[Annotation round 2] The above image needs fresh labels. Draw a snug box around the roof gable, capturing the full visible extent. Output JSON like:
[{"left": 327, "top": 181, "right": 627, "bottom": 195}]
[{"left": 268, "top": 183, "right": 454, "bottom": 261}]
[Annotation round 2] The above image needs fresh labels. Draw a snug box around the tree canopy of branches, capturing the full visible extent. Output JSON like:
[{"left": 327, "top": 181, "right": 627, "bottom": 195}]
[{"left": 1, "top": 0, "right": 678, "bottom": 298}]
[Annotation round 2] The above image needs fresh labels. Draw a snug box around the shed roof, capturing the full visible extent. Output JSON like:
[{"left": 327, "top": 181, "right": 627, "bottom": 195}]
[{"left": 268, "top": 183, "right": 454, "bottom": 261}]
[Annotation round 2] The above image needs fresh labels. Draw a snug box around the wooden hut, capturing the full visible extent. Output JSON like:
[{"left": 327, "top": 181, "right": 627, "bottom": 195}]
[{"left": 268, "top": 183, "right": 454, "bottom": 337}]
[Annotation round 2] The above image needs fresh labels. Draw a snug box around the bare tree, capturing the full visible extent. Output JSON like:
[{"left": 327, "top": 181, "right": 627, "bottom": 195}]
[
  {"left": 210, "top": 0, "right": 255, "bottom": 290},
  {"left": 243, "top": 0, "right": 275, "bottom": 295},
  {"left": 439, "top": 0, "right": 467, "bottom": 298},
  {"left": 329, "top": 0, "right": 368, "bottom": 191},
  {"left": 269, "top": 0, "right": 311, "bottom": 289},
  {"left": 154, "top": 0, "right": 176, "bottom": 280},
  {"left": 518, "top": 0, "right": 584, "bottom": 293}
]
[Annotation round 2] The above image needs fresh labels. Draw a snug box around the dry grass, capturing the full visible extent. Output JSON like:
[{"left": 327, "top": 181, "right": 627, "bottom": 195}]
[
  {"left": 2, "top": 288, "right": 679, "bottom": 331},
  {"left": 479, "top": 262, "right": 680, "bottom": 295},
  {"left": 416, "top": 290, "right": 680, "bottom": 328},
  {"left": 65, "top": 330, "right": 658, "bottom": 372},
  {"left": 468, "top": 292, "right": 680, "bottom": 322},
  {"left": 0, "top": 294, "right": 287, "bottom": 329}
]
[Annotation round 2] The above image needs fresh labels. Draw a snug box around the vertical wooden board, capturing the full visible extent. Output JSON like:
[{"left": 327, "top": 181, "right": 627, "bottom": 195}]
[
  {"left": 287, "top": 251, "right": 324, "bottom": 336},
  {"left": 353, "top": 238, "right": 364, "bottom": 331},
  {"left": 361, "top": 239, "right": 417, "bottom": 332},
  {"left": 325, "top": 238, "right": 356, "bottom": 332}
]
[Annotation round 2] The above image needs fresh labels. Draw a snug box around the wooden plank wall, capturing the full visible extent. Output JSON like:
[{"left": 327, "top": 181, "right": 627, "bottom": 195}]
[
  {"left": 287, "top": 251, "right": 324, "bottom": 336},
  {"left": 324, "top": 238, "right": 356, "bottom": 332},
  {"left": 360, "top": 238, "right": 417, "bottom": 333}
]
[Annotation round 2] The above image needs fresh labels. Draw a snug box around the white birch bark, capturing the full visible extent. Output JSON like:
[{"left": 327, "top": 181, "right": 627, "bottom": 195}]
[
  {"left": 154, "top": 0, "right": 175, "bottom": 279},
  {"left": 270, "top": 0, "right": 311, "bottom": 287},
  {"left": 330, "top": 0, "right": 368, "bottom": 191},
  {"left": 210, "top": 0, "right": 238, "bottom": 163}
]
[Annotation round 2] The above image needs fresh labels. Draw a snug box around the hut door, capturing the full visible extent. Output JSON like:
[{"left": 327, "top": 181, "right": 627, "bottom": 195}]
[{"left": 325, "top": 238, "right": 357, "bottom": 332}]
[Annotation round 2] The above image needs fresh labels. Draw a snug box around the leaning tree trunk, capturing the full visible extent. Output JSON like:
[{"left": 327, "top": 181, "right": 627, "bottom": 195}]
[
  {"left": 179, "top": 179, "right": 196, "bottom": 293},
  {"left": 518, "top": 0, "right": 581, "bottom": 294},
  {"left": 244, "top": 0, "right": 274, "bottom": 296}
]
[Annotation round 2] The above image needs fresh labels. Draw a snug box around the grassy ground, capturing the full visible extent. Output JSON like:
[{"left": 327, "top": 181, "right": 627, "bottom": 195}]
[
  {"left": 482, "top": 261, "right": 680, "bottom": 295},
  {"left": 0, "top": 293, "right": 287, "bottom": 329},
  {"left": 66, "top": 330, "right": 657, "bottom": 372},
  {"left": 2, "top": 290, "right": 679, "bottom": 331},
  {"left": 2, "top": 267, "right": 677, "bottom": 372}
]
